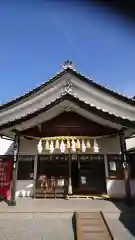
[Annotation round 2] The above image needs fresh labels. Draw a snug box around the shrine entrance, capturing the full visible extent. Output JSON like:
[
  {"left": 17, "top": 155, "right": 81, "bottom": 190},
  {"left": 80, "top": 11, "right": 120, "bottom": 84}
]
[
  {"left": 71, "top": 154, "right": 106, "bottom": 195},
  {"left": 35, "top": 154, "right": 69, "bottom": 198},
  {"left": 71, "top": 159, "right": 79, "bottom": 192},
  {"left": 17, "top": 111, "right": 120, "bottom": 199},
  {"left": 34, "top": 154, "right": 106, "bottom": 198}
]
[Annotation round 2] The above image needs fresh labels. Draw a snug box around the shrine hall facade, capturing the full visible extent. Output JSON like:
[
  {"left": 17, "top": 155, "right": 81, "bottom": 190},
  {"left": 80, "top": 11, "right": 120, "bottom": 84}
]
[{"left": 0, "top": 61, "right": 135, "bottom": 204}]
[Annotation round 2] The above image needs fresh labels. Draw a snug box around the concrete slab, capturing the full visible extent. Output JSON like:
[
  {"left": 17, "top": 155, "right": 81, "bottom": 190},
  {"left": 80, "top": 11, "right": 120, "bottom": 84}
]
[
  {"left": 0, "top": 198, "right": 126, "bottom": 213},
  {"left": 0, "top": 212, "right": 74, "bottom": 240},
  {"left": 104, "top": 213, "right": 135, "bottom": 240},
  {"left": 0, "top": 199, "right": 135, "bottom": 239}
]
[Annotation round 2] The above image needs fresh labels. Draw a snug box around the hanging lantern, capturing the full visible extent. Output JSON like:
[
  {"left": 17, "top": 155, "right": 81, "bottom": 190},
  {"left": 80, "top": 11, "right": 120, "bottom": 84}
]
[
  {"left": 86, "top": 140, "right": 91, "bottom": 149},
  {"left": 60, "top": 140, "right": 65, "bottom": 153},
  {"left": 67, "top": 139, "right": 70, "bottom": 149},
  {"left": 49, "top": 140, "right": 54, "bottom": 153},
  {"left": 55, "top": 139, "right": 60, "bottom": 149},
  {"left": 76, "top": 139, "right": 80, "bottom": 149},
  {"left": 37, "top": 140, "right": 43, "bottom": 153},
  {"left": 82, "top": 140, "right": 86, "bottom": 153},
  {"left": 45, "top": 140, "right": 49, "bottom": 150},
  {"left": 71, "top": 139, "right": 76, "bottom": 152},
  {"left": 94, "top": 138, "right": 99, "bottom": 153}
]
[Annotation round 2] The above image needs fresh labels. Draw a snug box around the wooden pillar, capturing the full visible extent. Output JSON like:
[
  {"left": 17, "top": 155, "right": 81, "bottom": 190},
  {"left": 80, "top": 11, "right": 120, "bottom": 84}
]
[
  {"left": 78, "top": 156, "right": 81, "bottom": 190},
  {"left": 104, "top": 154, "right": 109, "bottom": 179},
  {"left": 9, "top": 133, "right": 20, "bottom": 206},
  {"left": 104, "top": 154, "right": 109, "bottom": 195},
  {"left": 68, "top": 154, "right": 72, "bottom": 195},
  {"left": 119, "top": 130, "right": 132, "bottom": 206},
  {"left": 33, "top": 154, "right": 38, "bottom": 198}
]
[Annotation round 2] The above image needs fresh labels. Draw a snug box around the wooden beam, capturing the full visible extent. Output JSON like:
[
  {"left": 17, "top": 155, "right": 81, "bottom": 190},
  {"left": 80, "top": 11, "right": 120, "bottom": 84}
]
[
  {"left": 9, "top": 133, "right": 20, "bottom": 206},
  {"left": 119, "top": 130, "right": 132, "bottom": 207}
]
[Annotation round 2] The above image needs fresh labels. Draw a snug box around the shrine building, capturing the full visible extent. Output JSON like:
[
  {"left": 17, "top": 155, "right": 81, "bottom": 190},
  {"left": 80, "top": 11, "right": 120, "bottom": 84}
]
[{"left": 0, "top": 60, "right": 135, "bottom": 205}]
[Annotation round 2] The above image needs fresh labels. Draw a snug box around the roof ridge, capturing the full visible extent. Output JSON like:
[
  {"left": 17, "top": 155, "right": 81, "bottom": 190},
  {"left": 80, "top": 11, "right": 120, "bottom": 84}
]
[
  {"left": 0, "top": 69, "right": 67, "bottom": 110},
  {"left": 69, "top": 68, "right": 135, "bottom": 104},
  {"left": 0, "top": 67, "right": 135, "bottom": 110}
]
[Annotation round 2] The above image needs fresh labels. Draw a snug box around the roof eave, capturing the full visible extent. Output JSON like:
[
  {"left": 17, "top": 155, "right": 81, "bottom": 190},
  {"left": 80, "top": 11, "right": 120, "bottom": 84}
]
[
  {"left": 0, "top": 94, "right": 134, "bottom": 132},
  {"left": 0, "top": 67, "right": 135, "bottom": 111}
]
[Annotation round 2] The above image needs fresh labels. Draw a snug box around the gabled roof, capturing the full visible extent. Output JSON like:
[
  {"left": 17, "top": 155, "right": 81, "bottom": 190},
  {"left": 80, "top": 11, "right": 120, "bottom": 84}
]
[
  {"left": 0, "top": 67, "right": 135, "bottom": 111},
  {"left": 0, "top": 93, "right": 135, "bottom": 130}
]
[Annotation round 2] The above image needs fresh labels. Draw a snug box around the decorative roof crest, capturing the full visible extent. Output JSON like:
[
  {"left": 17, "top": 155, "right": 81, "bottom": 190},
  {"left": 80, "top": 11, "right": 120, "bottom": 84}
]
[
  {"left": 60, "top": 79, "right": 78, "bottom": 98},
  {"left": 61, "top": 60, "right": 76, "bottom": 71},
  {"left": 64, "top": 80, "right": 73, "bottom": 94}
]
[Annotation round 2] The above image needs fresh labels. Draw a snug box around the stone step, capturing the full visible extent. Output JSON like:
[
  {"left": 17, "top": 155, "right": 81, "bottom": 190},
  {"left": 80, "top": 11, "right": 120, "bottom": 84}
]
[{"left": 75, "top": 211, "right": 113, "bottom": 240}]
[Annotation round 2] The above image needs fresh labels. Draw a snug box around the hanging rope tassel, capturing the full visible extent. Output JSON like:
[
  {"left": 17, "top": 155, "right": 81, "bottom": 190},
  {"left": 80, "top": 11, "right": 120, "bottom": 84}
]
[
  {"left": 71, "top": 139, "right": 76, "bottom": 152},
  {"left": 82, "top": 140, "right": 86, "bottom": 152},
  {"left": 45, "top": 140, "right": 49, "bottom": 151},
  {"left": 67, "top": 139, "right": 71, "bottom": 149},
  {"left": 37, "top": 140, "right": 43, "bottom": 153},
  {"left": 60, "top": 140, "right": 65, "bottom": 153},
  {"left": 76, "top": 139, "right": 80, "bottom": 149},
  {"left": 49, "top": 140, "right": 54, "bottom": 153},
  {"left": 86, "top": 140, "right": 91, "bottom": 149},
  {"left": 94, "top": 138, "right": 99, "bottom": 153},
  {"left": 55, "top": 139, "right": 60, "bottom": 149}
]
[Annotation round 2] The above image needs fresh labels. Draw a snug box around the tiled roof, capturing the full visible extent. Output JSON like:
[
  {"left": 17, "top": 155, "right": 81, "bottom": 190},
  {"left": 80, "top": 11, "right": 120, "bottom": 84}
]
[
  {"left": 0, "top": 67, "right": 135, "bottom": 111},
  {"left": 0, "top": 92, "right": 135, "bottom": 130}
]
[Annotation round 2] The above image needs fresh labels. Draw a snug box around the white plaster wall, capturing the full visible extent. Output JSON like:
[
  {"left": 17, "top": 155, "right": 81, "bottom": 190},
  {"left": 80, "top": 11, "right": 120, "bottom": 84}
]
[
  {"left": 0, "top": 138, "right": 13, "bottom": 155},
  {"left": 126, "top": 136, "right": 135, "bottom": 151},
  {"left": 1, "top": 138, "right": 38, "bottom": 155},
  {"left": 15, "top": 179, "right": 135, "bottom": 198},
  {"left": 98, "top": 135, "right": 120, "bottom": 154},
  {"left": 106, "top": 180, "right": 125, "bottom": 198},
  {"left": 107, "top": 179, "right": 135, "bottom": 198},
  {"left": 16, "top": 180, "right": 34, "bottom": 198},
  {"left": 19, "top": 138, "right": 39, "bottom": 155},
  {"left": 16, "top": 136, "right": 120, "bottom": 155},
  {"left": 0, "top": 134, "right": 133, "bottom": 156}
]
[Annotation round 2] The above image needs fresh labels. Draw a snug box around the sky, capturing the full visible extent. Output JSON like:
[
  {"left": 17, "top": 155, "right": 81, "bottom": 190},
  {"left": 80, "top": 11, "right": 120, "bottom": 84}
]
[{"left": 0, "top": 0, "right": 135, "bottom": 103}]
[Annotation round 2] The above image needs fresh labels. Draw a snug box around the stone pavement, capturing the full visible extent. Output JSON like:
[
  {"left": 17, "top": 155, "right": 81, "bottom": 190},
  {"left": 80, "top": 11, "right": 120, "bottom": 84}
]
[
  {"left": 0, "top": 198, "right": 129, "bottom": 213},
  {"left": 104, "top": 212, "right": 135, "bottom": 240},
  {"left": 0, "top": 199, "right": 134, "bottom": 239},
  {"left": 0, "top": 212, "right": 74, "bottom": 240}
]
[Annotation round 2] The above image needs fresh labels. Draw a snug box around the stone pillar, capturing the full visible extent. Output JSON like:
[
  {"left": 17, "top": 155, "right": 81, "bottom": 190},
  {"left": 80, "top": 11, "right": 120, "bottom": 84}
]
[
  {"left": 33, "top": 154, "right": 38, "bottom": 198},
  {"left": 9, "top": 133, "right": 20, "bottom": 206},
  {"left": 119, "top": 130, "right": 132, "bottom": 206},
  {"left": 68, "top": 154, "right": 72, "bottom": 195}
]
